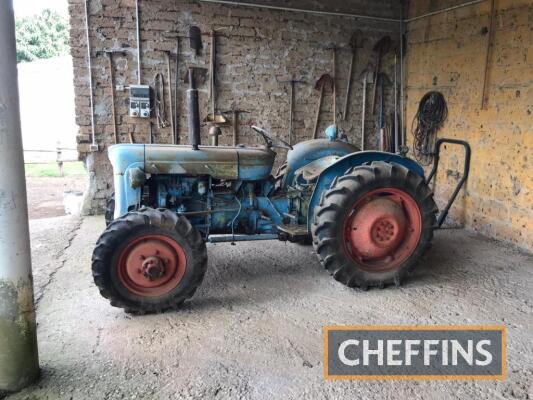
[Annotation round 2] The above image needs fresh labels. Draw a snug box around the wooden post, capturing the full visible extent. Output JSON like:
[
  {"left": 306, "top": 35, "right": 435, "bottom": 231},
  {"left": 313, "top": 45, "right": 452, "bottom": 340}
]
[{"left": 56, "top": 146, "right": 64, "bottom": 177}]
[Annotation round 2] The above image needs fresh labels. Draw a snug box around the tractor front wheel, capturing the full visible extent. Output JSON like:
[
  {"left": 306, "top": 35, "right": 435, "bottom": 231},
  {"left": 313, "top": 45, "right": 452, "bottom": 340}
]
[
  {"left": 92, "top": 207, "right": 207, "bottom": 314},
  {"left": 312, "top": 161, "right": 437, "bottom": 289},
  {"left": 104, "top": 193, "right": 115, "bottom": 227}
]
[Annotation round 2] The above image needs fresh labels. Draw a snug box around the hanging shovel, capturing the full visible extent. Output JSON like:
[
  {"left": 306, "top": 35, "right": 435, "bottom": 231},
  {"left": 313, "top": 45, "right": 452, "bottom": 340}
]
[
  {"left": 359, "top": 65, "right": 374, "bottom": 150},
  {"left": 313, "top": 74, "right": 334, "bottom": 139},
  {"left": 371, "top": 36, "right": 392, "bottom": 114},
  {"left": 342, "top": 30, "right": 364, "bottom": 121},
  {"left": 188, "top": 26, "right": 202, "bottom": 56},
  {"left": 376, "top": 72, "right": 392, "bottom": 151}
]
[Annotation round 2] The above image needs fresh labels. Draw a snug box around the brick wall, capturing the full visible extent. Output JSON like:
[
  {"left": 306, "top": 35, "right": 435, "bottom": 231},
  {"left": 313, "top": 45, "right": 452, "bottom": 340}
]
[
  {"left": 405, "top": 0, "right": 532, "bottom": 251},
  {"left": 68, "top": 0, "right": 400, "bottom": 212}
]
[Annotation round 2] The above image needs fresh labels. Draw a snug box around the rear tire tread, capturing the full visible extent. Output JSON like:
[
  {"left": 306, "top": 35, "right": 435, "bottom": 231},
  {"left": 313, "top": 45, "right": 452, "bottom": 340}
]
[{"left": 311, "top": 161, "right": 437, "bottom": 290}]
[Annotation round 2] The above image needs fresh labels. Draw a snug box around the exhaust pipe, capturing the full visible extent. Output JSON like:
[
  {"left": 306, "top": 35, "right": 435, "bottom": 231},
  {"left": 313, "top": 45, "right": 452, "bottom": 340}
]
[{"left": 187, "top": 68, "right": 201, "bottom": 150}]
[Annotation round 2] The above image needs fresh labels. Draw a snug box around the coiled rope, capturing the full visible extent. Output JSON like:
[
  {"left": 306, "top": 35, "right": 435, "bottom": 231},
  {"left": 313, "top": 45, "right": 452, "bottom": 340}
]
[{"left": 412, "top": 91, "right": 448, "bottom": 165}]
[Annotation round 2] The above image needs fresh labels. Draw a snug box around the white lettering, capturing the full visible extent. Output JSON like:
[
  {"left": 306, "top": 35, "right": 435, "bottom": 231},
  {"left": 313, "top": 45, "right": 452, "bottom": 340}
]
[
  {"left": 335, "top": 336, "right": 497, "bottom": 372},
  {"left": 475, "top": 340, "right": 493, "bottom": 366},
  {"left": 387, "top": 340, "right": 403, "bottom": 366},
  {"left": 405, "top": 340, "right": 420, "bottom": 366},
  {"left": 451, "top": 340, "right": 474, "bottom": 366},
  {"left": 442, "top": 340, "right": 449, "bottom": 365},
  {"left": 363, "top": 340, "right": 384, "bottom": 366},
  {"left": 423, "top": 340, "right": 439, "bottom": 366},
  {"left": 338, "top": 339, "right": 359, "bottom": 366}
]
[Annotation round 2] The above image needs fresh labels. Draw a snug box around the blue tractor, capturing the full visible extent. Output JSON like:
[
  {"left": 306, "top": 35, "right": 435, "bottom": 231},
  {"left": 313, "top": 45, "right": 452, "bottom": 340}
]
[{"left": 92, "top": 71, "right": 470, "bottom": 314}]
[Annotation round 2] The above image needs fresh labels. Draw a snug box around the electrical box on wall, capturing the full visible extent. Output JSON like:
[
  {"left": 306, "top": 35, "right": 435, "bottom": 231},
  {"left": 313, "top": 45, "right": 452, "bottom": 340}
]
[{"left": 129, "top": 85, "right": 151, "bottom": 118}]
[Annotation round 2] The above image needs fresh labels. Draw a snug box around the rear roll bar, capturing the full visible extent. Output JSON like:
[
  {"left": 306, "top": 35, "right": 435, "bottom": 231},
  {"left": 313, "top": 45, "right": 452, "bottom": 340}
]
[{"left": 426, "top": 138, "right": 472, "bottom": 229}]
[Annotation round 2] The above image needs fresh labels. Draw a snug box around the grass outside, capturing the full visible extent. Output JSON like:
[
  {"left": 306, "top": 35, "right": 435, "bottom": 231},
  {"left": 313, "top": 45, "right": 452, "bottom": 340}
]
[{"left": 25, "top": 161, "right": 87, "bottom": 177}]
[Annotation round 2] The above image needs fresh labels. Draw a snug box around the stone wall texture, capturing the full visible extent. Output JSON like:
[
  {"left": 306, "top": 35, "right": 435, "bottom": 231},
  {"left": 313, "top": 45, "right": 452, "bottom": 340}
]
[
  {"left": 69, "top": 0, "right": 401, "bottom": 212},
  {"left": 406, "top": 0, "right": 532, "bottom": 251}
]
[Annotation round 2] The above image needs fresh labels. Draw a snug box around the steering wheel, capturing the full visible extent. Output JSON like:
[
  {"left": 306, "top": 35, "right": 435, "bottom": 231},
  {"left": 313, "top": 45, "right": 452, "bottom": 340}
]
[{"left": 251, "top": 126, "right": 293, "bottom": 150}]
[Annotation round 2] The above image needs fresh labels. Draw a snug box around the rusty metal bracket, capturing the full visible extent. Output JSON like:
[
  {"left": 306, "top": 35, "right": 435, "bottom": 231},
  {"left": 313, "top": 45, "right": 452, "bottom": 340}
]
[{"left": 426, "top": 138, "right": 472, "bottom": 229}]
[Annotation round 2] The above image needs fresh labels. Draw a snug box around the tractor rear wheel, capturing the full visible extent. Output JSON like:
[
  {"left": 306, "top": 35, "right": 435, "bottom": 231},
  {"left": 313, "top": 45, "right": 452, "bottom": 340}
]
[
  {"left": 311, "top": 161, "right": 437, "bottom": 289},
  {"left": 92, "top": 207, "right": 207, "bottom": 314}
]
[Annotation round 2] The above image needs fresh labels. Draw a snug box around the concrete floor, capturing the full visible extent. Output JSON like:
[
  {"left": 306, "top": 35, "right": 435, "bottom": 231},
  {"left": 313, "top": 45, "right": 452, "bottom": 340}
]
[{"left": 5, "top": 216, "right": 533, "bottom": 400}]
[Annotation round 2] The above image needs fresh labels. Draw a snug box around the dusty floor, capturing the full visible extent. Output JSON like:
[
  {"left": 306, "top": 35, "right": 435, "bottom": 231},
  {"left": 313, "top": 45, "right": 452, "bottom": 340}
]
[
  {"left": 25, "top": 176, "right": 86, "bottom": 219},
  {"left": 5, "top": 216, "right": 533, "bottom": 400}
]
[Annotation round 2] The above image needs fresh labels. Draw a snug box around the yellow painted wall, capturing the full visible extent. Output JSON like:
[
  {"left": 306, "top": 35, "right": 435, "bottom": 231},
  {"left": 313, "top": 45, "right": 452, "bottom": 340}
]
[{"left": 405, "top": 0, "right": 532, "bottom": 251}]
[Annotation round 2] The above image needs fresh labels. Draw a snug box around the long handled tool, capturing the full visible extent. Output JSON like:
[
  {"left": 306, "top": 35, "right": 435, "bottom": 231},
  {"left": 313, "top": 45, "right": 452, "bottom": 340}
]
[
  {"left": 164, "top": 51, "right": 174, "bottom": 143},
  {"left": 174, "top": 37, "right": 180, "bottom": 144},
  {"left": 371, "top": 36, "right": 392, "bottom": 114},
  {"left": 481, "top": 0, "right": 496, "bottom": 109},
  {"left": 161, "top": 28, "right": 200, "bottom": 143},
  {"left": 84, "top": 0, "right": 98, "bottom": 151},
  {"left": 342, "top": 30, "right": 363, "bottom": 121},
  {"left": 333, "top": 47, "right": 337, "bottom": 124},
  {"left": 313, "top": 74, "right": 334, "bottom": 139},
  {"left": 99, "top": 50, "right": 129, "bottom": 144},
  {"left": 135, "top": 0, "right": 142, "bottom": 85},
  {"left": 106, "top": 51, "right": 119, "bottom": 144},
  {"left": 325, "top": 45, "right": 338, "bottom": 124},
  {"left": 188, "top": 26, "right": 202, "bottom": 56},
  {"left": 376, "top": 72, "right": 392, "bottom": 151},
  {"left": 103, "top": 51, "right": 118, "bottom": 144},
  {"left": 223, "top": 108, "right": 250, "bottom": 146},
  {"left": 359, "top": 66, "right": 374, "bottom": 150},
  {"left": 154, "top": 72, "right": 168, "bottom": 129},
  {"left": 164, "top": 29, "right": 199, "bottom": 143},
  {"left": 393, "top": 52, "right": 399, "bottom": 153},
  {"left": 282, "top": 78, "right": 305, "bottom": 146}
]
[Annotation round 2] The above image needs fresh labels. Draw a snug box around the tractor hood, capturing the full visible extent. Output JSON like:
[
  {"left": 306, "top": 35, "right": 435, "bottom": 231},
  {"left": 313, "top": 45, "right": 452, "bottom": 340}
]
[{"left": 108, "top": 143, "right": 276, "bottom": 181}]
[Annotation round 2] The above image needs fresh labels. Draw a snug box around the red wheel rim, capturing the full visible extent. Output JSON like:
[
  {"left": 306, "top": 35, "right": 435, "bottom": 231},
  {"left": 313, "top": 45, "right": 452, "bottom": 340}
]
[
  {"left": 117, "top": 235, "right": 187, "bottom": 297},
  {"left": 344, "top": 188, "right": 422, "bottom": 272}
]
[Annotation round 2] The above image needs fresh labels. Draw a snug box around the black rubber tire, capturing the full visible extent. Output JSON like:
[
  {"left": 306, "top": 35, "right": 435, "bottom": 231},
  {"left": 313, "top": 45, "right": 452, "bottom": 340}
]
[
  {"left": 92, "top": 207, "right": 207, "bottom": 314},
  {"left": 295, "top": 237, "right": 313, "bottom": 246},
  {"left": 104, "top": 193, "right": 115, "bottom": 227},
  {"left": 311, "top": 161, "right": 437, "bottom": 289}
]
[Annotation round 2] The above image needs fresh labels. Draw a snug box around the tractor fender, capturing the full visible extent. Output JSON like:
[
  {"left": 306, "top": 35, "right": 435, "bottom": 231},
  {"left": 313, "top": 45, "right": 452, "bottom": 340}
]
[
  {"left": 306, "top": 151, "right": 426, "bottom": 232},
  {"left": 284, "top": 139, "right": 359, "bottom": 188}
]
